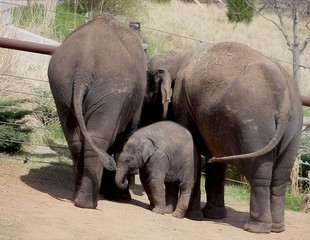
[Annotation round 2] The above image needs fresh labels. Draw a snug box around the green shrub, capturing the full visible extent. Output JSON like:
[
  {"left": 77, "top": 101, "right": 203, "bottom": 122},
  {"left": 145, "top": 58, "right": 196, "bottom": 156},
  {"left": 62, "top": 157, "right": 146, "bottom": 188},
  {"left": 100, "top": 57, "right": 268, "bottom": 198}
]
[
  {"left": 0, "top": 125, "right": 30, "bottom": 153},
  {"left": 64, "top": 0, "right": 145, "bottom": 18},
  {"left": 47, "top": 120, "right": 66, "bottom": 144},
  {"left": 201, "top": 170, "right": 303, "bottom": 211},
  {"left": 303, "top": 107, "right": 310, "bottom": 117},
  {"left": 143, "top": 33, "right": 172, "bottom": 59},
  {"left": 225, "top": 183, "right": 250, "bottom": 204},
  {"left": 0, "top": 100, "right": 32, "bottom": 153},
  {"left": 226, "top": 0, "right": 254, "bottom": 24},
  {"left": 299, "top": 153, "right": 310, "bottom": 190},
  {"left": 13, "top": 3, "right": 45, "bottom": 27},
  {"left": 52, "top": 4, "right": 87, "bottom": 41},
  {"left": 285, "top": 186, "right": 304, "bottom": 211}
]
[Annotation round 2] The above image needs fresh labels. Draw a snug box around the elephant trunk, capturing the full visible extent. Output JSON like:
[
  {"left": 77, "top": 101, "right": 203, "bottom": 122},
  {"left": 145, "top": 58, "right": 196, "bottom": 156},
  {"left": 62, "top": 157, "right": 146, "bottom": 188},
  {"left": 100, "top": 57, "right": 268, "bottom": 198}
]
[
  {"left": 162, "top": 101, "right": 169, "bottom": 119},
  {"left": 115, "top": 168, "right": 129, "bottom": 190}
]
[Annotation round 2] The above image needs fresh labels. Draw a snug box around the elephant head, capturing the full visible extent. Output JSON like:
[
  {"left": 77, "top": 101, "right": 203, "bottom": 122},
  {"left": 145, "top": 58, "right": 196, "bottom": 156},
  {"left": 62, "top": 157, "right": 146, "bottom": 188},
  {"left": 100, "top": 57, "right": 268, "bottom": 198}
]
[
  {"left": 139, "top": 69, "right": 172, "bottom": 127},
  {"left": 115, "top": 137, "right": 158, "bottom": 190},
  {"left": 157, "top": 69, "right": 173, "bottom": 119},
  {"left": 145, "top": 69, "right": 172, "bottom": 119}
]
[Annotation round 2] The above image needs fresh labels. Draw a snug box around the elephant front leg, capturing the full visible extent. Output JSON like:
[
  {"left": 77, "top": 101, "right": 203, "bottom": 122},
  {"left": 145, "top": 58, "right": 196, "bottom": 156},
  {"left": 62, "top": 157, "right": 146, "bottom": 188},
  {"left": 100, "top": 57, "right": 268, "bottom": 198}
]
[
  {"left": 149, "top": 178, "right": 166, "bottom": 215},
  {"left": 202, "top": 162, "right": 227, "bottom": 219},
  {"left": 139, "top": 170, "right": 155, "bottom": 208}
]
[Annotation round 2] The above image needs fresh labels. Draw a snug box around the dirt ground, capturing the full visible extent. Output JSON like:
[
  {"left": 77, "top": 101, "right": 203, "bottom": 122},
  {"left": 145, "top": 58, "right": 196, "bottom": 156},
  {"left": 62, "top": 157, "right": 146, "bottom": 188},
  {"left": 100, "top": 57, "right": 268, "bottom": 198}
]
[{"left": 0, "top": 156, "right": 309, "bottom": 240}]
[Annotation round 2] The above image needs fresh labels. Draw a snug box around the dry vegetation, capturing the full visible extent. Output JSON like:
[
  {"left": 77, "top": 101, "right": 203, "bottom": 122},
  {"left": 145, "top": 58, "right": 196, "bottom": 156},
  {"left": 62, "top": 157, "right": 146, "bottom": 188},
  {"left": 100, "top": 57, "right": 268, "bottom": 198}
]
[
  {"left": 141, "top": 0, "right": 310, "bottom": 95},
  {"left": 0, "top": 0, "right": 309, "bottom": 157},
  {"left": 0, "top": 24, "right": 54, "bottom": 151},
  {"left": 1, "top": 0, "right": 309, "bottom": 94}
]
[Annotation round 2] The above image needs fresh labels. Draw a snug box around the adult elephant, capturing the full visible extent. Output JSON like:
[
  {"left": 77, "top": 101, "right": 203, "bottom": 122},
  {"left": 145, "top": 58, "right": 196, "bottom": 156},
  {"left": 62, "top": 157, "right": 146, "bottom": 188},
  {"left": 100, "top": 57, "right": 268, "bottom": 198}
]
[
  {"left": 48, "top": 14, "right": 147, "bottom": 209},
  {"left": 144, "top": 42, "right": 303, "bottom": 233}
]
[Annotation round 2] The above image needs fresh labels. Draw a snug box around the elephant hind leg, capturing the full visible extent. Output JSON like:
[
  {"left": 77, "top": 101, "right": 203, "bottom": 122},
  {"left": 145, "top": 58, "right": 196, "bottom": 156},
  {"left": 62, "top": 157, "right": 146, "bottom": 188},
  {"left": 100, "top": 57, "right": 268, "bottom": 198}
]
[
  {"left": 74, "top": 167, "right": 101, "bottom": 209},
  {"left": 202, "top": 162, "right": 227, "bottom": 219},
  {"left": 270, "top": 189, "right": 286, "bottom": 233},
  {"left": 165, "top": 182, "right": 179, "bottom": 214},
  {"left": 244, "top": 184, "right": 272, "bottom": 233},
  {"left": 270, "top": 133, "right": 301, "bottom": 232},
  {"left": 269, "top": 168, "right": 291, "bottom": 233},
  {"left": 69, "top": 140, "right": 84, "bottom": 193},
  {"left": 173, "top": 182, "right": 193, "bottom": 218}
]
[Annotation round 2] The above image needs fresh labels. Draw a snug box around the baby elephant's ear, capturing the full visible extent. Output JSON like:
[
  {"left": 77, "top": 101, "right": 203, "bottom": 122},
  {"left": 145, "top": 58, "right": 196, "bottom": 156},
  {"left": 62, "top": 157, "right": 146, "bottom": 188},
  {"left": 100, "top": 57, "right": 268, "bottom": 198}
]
[{"left": 141, "top": 138, "right": 158, "bottom": 163}]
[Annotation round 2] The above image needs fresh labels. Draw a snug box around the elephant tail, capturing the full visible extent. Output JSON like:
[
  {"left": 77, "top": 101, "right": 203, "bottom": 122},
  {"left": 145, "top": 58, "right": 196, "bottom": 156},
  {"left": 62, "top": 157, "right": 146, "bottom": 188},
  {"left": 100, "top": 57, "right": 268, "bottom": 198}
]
[
  {"left": 209, "top": 96, "right": 291, "bottom": 164},
  {"left": 73, "top": 84, "right": 116, "bottom": 171},
  {"left": 209, "top": 116, "right": 288, "bottom": 163}
]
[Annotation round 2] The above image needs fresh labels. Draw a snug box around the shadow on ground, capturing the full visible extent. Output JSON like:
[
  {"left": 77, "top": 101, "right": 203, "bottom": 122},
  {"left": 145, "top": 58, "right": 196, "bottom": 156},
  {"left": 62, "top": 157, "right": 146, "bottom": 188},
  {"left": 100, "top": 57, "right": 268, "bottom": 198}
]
[
  {"left": 20, "top": 163, "right": 74, "bottom": 201},
  {"left": 20, "top": 163, "right": 248, "bottom": 230},
  {"left": 19, "top": 163, "right": 150, "bottom": 209},
  {"left": 210, "top": 206, "right": 249, "bottom": 230}
]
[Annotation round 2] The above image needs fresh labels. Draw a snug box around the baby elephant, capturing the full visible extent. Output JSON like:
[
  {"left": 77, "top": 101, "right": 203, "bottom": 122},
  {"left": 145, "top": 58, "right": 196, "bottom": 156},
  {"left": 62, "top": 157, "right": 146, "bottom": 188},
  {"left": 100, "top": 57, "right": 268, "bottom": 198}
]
[{"left": 115, "top": 121, "right": 200, "bottom": 218}]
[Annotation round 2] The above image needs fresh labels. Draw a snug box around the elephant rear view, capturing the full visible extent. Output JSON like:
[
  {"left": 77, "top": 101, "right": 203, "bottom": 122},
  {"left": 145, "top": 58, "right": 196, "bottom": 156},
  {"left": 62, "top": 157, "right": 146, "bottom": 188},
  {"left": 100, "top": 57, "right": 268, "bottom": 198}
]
[
  {"left": 48, "top": 14, "right": 147, "bottom": 209},
  {"left": 145, "top": 42, "right": 303, "bottom": 233}
]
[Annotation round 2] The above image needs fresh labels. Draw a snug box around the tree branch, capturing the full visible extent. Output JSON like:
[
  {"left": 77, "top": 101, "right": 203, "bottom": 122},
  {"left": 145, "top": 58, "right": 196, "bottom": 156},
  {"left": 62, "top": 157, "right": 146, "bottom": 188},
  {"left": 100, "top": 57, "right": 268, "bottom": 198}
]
[
  {"left": 300, "top": 22, "right": 310, "bottom": 53},
  {"left": 272, "top": 0, "right": 293, "bottom": 50}
]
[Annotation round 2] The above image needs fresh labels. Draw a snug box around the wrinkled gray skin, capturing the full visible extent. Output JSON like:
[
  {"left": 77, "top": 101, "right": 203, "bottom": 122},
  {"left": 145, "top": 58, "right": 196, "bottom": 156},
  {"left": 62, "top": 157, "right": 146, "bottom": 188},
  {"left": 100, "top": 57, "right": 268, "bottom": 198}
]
[
  {"left": 115, "top": 121, "right": 202, "bottom": 219},
  {"left": 48, "top": 14, "right": 147, "bottom": 209},
  {"left": 144, "top": 42, "right": 303, "bottom": 233}
]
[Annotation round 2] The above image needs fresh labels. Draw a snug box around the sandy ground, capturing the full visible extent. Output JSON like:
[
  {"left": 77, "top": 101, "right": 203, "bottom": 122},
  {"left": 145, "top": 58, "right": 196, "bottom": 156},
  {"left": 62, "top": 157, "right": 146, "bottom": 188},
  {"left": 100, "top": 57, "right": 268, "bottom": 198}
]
[{"left": 0, "top": 156, "right": 309, "bottom": 240}]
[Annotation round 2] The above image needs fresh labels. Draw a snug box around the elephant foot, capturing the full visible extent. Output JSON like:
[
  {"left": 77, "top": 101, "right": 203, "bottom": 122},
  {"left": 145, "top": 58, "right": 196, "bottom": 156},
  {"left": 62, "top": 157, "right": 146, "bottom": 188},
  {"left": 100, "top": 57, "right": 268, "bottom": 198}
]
[
  {"left": 271, "top": 222, "right": 285, "bottom": 233},
  {"left": 74, "top": 191, "right": 98, "bottom": 209},
  {"left": 165, "top": 204, "right": 174, "bottom": 214},
  {"left": 172, "top": 209, "right": 186, "bottom": 218},
  {"left": 152, "top": 206, "right": 165, "bottom": 215},
  {"left": 202, "top": 204, "right": 227, "bottom": 219},
  {"left": 244, "top": 221, "right": 271, "bottom": 234}
]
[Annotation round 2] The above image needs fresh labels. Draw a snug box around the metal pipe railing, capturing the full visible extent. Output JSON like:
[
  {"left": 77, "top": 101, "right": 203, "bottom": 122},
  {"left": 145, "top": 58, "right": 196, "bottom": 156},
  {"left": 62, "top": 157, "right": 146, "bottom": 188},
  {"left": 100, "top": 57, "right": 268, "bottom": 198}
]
[{"left": 0, "top": 36, "right": 58, "bottom": 55}]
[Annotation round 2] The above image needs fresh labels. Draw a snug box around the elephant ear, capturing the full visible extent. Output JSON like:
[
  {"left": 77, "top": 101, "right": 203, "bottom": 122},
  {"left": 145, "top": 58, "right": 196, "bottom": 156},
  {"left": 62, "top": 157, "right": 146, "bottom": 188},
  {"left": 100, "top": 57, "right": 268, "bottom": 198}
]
[
  {"left": 141, "top": 138, "right": 159, "bottom": 163},
  {"left": 155, "top": 69, "right": 172, "bottom": 119}
]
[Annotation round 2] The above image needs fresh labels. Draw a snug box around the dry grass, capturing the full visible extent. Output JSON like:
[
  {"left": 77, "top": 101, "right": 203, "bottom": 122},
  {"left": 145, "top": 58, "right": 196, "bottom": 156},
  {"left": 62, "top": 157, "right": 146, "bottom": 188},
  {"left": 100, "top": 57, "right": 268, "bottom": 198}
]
[
  {"left": 0, "top": 21, "right": 53, "bottom": 149},
  {"left": 141, "top": 0, "right": 310, "bottom": 94},
  {"left": 0, "top": 0, "right": 309, "bottom": 147}
]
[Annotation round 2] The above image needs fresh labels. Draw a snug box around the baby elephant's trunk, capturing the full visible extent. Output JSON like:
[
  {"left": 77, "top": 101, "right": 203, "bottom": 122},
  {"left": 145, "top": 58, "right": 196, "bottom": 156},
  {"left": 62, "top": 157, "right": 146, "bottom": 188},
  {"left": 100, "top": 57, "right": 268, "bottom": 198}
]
[{"left": 115, "top": 169, "right": 129, "bottom": 190}]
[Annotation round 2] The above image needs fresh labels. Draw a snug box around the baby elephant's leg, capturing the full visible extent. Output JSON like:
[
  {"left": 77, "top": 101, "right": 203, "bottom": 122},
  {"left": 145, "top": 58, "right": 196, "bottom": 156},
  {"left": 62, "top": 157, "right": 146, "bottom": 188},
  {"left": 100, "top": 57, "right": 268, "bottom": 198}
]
[
  {"left": 139, "top": 170, "right": 154, "bottom": 208},
  {"left": 149, "top": 177, "right": 166, "bottom": 214},
  {"left": 173, "top": 181, "right": 193, "bottom": 218}
]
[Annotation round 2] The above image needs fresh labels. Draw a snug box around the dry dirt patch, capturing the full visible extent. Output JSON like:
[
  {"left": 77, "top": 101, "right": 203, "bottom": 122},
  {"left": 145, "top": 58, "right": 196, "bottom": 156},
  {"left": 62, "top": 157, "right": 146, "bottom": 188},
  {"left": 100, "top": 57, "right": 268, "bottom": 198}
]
[{"left": 0, "top": 156, "right": 309, "bottom": 240}]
